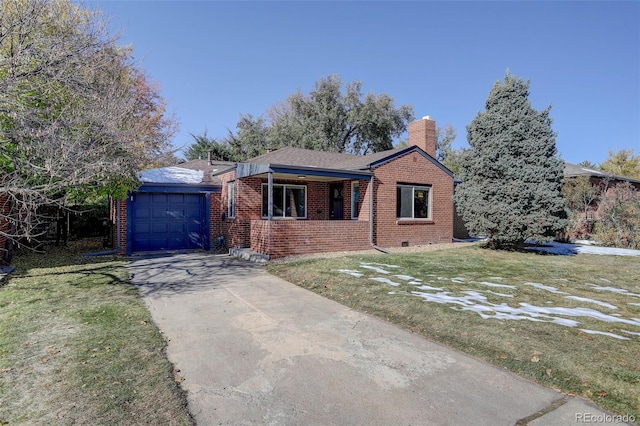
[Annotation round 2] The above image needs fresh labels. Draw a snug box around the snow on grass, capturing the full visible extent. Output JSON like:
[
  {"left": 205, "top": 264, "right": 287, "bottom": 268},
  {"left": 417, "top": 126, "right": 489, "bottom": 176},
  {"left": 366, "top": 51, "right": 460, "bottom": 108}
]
[
  {"left": 486, "top": 290, "right": 515, "bottom": 298},
  {"left": 368, "top": 277, "right": 401, "bottom": 287},
  {"left": 524, "top": 282, "right": 568, "bottom": 294},
  {"left": 527, "top": 241, "right": 640, "bottom": 257},
  {"left": 587, "top": 285, "right": 640, "bottom": 298},
  {"left": 475, "top": 281, "right": 517, "bottom": 289},
  {"left": 564, "top": 296, "right": 617, "bottom": 310},
  {"left": 333, "top": 260, "right": 639, "bottom": 340},
  {"left": 336, "top": 269, "right": 364, "bottom": 278},
  {"left": 359, "top": 264, "right": 391, "bottom": 274},
  {"left": 394, "top": 274, "right": 419, "bottom": 281},
  {"left": 578, "top": 329, "right": 630, "bottom": 341},
  {"left": 415, "top": 285, "right": 444, "bottom": 291}
]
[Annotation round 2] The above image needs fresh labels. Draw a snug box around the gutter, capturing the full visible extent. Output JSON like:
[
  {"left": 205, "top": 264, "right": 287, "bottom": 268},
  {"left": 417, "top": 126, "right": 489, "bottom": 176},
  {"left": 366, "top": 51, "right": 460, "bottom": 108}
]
[{"left": 83, "top": 200, "right": 121, "bottom": 257}]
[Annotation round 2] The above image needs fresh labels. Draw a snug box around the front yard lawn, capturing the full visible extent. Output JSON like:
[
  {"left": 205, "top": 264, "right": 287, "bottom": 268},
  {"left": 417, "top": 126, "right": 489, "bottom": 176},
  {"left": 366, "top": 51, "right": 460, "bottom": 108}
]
[
  {"left": 267, "top": 244, "right": 640, "bottom": 421},
  {"left": 0, "top": 241, "right": 193, "bottom": 425}
]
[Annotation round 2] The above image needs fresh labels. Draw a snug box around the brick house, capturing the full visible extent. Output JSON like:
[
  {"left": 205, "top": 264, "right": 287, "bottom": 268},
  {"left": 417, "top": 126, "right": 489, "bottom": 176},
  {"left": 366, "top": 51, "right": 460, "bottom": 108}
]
[
  {"left": 114, "top": 116, "right": 455, "bottom": 258},
  {"left": 216, "top": 116, "right": 453, "bottom": 258}
]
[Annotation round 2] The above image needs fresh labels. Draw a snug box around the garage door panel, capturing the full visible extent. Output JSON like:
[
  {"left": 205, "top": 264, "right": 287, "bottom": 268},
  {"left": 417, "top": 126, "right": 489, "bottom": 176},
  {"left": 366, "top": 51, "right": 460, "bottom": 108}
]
[{"left": 131, "top": 192, "right": 206, "bottom": 252}]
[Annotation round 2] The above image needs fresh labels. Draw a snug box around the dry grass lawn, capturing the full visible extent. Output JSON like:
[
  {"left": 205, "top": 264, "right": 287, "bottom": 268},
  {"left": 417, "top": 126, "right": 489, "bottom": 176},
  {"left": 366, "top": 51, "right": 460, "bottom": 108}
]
[
  {"left": 268, "top": 243, "right": 640, "bottom": 422},
  {"left": 0, "top": 240, "right": 193, "bottom": 425}
]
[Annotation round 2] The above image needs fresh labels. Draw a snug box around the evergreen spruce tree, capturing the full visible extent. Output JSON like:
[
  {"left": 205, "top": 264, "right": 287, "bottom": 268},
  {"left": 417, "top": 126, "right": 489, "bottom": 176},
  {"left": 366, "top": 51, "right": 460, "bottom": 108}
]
[{"left": 454, "top": 72, "right": 567, "bottom": 249}]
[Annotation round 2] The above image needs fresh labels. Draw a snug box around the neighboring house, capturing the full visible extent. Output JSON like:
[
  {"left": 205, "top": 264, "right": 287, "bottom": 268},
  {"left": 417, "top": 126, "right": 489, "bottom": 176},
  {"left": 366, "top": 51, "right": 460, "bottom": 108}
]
[
  {"left": 564, "top": 163, "right": 640, "bottom": 190},
  {"left": 115, "top": 117, "right": 455, "bottom": 258}
]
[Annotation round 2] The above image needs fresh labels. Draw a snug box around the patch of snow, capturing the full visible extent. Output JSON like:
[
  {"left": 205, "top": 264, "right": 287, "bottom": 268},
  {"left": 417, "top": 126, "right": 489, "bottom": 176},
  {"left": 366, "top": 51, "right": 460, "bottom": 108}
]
[
  {"left": 528, "top": 241, "right": 640, "bottom": 257},
  {"left": 599, "top": 278, "right": 612, "bottom": 283},
  {"left": 138, "top": 167, "right": 204, "bottom": 184},
  {"left": 489, "top": 277, "right": 504, "bottom": 280},
  {"left": 408, "top": 281, "right": 423, "bottom": 285},
  {"left": 369, "top": 277, "right": 401, "bottom": 287},
  {"left": 394, "top": 274, "right": 417, "bottom": 281},
  {"left": 629, "top": 303, "right": 640, "bottom": 307},
  {"left": 564, "top": 296, "right": 617, "bottom": 310},
  {"left": 578, "top": 329, "right": 630, "bottom": 341},
  {"left": 362, "top": 262, "right": 400, "bottom": 269},
  {"left": 337, "top": 269, "right": 364, "bottom": 278},
  {"left": 415, "top": 285, "right": 444, "bottom": 291},
  {"left": 359, "top": 264, "right": 391, "bottom": 274},
  {"left": 524, "top": 282, "right": 568, "bottom": 294},
  {"left": 587, "top": 285, "right": 640, "bottom": 298},
  {"left": 486, "top": 290, "right": 515, "bottom": 298},
  {"left": 451, "top": 277, "right": 465, "bottom": 283},
  {"left": 621, "top": 329, "right": 640, "bottom": 337},
  {"left": 517, "top": 304, "right": 640, "bottom": 327},
  {"left": 476, "top": 281, "right": 517, "bottom": 289}
]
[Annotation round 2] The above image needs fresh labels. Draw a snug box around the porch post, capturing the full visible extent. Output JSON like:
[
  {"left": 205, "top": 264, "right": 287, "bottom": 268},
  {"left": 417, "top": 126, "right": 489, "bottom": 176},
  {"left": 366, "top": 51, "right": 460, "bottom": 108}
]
[
  {"left": 268, "top": 170, "right": 273, "bottom": 258},
  {"left": 268, "top": 171, "right": 273, "bottom": 221}
]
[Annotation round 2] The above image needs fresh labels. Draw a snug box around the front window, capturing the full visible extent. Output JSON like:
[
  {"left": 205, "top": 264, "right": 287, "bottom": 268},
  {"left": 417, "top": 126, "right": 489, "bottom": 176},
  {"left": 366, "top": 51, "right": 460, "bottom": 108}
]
[
  {"left": 262, "top": 184, "right": 307, "bottom": 218},
  {"left": 397, "top": 184, "right": 431, "bottom": 219},
  {"left": 351, "top": 181, "right": 360, "bottom": 219}
]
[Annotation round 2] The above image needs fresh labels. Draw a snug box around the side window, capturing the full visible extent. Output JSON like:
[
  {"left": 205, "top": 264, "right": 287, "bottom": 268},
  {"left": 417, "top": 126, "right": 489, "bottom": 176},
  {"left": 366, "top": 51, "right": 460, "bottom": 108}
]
[{"left": 396, "top": 184, "right": 431, "bottom": 219}]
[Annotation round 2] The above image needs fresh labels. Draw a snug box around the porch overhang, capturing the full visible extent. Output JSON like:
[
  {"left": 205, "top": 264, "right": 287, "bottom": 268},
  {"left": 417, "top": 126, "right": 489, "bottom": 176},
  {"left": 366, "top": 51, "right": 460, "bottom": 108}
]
[{"left": 236, "top": 163, "right": 372, "bottom": 182}]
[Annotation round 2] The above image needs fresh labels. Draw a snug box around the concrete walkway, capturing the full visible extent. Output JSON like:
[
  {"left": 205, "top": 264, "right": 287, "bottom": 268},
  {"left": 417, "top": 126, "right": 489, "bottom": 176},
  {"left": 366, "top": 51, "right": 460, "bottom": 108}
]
[{"left": 128, "top": 252, "right": 623, "bottom": 425}]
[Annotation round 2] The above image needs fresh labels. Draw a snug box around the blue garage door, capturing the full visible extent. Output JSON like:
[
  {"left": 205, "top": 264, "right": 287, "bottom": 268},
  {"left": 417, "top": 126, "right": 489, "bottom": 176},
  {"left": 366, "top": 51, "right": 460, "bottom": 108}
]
[{"left": 131, "top": 193, "right": 206, "bottom": 252}]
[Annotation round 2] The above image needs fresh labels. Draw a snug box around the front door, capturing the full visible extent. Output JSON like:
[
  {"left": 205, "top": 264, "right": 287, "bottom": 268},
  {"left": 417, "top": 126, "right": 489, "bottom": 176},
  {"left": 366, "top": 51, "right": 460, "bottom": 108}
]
[{"left": 329, "top": 183, "right": 344, "bottom": 220}]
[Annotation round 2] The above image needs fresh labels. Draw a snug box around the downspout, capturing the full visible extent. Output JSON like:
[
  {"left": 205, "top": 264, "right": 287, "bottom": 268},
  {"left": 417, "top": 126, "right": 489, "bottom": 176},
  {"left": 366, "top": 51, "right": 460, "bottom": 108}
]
[
  {"left": 83, "top": 199, "right": 121, "bottom": 257},
  {"left": 369, "top": 174, "right": 390, "bottom": 254}
]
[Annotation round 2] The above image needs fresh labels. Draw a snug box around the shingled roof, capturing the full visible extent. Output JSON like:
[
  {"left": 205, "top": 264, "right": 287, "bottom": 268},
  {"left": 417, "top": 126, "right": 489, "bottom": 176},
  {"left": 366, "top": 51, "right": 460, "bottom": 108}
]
[
  {"left": 245, "top": 146, "right": 417, "bottom": 170},
  {"left": 564, "top": 163, "right": 640, "bottom": 185}
]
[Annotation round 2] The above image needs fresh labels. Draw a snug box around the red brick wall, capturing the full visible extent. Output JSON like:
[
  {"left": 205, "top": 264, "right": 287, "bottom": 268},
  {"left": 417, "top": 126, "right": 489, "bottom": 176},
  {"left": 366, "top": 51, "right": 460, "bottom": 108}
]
[
  {"left": 109, "top": 198, "right": 127, "bottom": 255},
  {"left": 372, "top": 151, "right": 453, "bottom": 247},
  {"left": 408, "top": 117, "right": 437, "bottom": 157},
  {"left": 250, "top": 220, "right": 370, "bottom": 258},
  {"left": 221, "top": 175, "right": 373, "bottom": 250}
]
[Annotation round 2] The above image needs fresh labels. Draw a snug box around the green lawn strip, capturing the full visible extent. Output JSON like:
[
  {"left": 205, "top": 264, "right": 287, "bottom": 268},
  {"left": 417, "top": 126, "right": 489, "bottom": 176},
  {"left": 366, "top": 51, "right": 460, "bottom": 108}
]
[
  {"left": 267, "top": 245, "right": 640, "bottom": 421},
  {"left": 0, "top": 242, "right": 193, "bottom": 425}
]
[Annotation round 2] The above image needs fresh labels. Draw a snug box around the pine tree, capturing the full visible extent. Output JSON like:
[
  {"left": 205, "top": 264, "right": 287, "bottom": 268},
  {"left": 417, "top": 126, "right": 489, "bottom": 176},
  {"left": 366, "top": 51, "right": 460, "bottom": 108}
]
[{"left": 454, "top": 72, "right": 567, "bottom": 249}]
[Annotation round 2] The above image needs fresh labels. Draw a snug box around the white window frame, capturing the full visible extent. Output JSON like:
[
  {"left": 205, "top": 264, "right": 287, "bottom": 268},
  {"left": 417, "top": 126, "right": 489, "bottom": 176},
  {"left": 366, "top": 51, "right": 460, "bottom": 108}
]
[
  {"left": 396, "top": 184, "right": 431, "bottom": 219},
  {"left": 261, "top": 183, "right": 307, "bottom": 219},
  {"left": 351, "top": 181, "right": 360, "bottom": 220},
  {"left": 227, "top": 181, "right": 236, "bottom": 219}
]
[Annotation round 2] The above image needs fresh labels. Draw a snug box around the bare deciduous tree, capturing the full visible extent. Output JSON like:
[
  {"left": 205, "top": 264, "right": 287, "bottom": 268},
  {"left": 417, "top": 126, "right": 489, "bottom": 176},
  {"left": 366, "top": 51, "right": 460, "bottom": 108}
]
[{"left": 0, "top": 0, "right": 177, "bottom": 259}]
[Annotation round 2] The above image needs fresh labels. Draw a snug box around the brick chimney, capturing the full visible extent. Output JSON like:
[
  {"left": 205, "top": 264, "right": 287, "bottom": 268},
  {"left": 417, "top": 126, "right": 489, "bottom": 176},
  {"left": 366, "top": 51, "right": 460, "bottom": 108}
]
[{"left": 408, "top": 116, "right": 436, "bottom": 158}]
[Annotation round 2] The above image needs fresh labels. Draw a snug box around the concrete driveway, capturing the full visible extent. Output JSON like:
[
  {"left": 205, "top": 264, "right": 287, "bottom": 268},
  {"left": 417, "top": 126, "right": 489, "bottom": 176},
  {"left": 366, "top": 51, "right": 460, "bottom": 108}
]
[{"left": 128, "top": 252, "right": 618, "bottom": 425}]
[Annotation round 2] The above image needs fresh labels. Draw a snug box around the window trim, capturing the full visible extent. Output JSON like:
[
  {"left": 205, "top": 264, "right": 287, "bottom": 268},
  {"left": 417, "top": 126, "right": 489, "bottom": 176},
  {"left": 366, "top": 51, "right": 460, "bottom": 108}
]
[
  {"left": 261, "top": 183, "right": 307, "bottom": 219},
  {"left": 351, "top": 181, "right": 360, "bottom": 220},
  {"left": 396, "top": 184, "right": 432, "bottom": 220},
  {"left": 227, "top": 181, "right": 236, "bottom": 219}
]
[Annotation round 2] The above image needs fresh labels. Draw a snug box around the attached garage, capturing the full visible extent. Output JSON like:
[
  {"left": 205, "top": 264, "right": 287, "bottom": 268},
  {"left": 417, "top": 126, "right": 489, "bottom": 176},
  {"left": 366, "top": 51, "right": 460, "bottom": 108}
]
[
  {"left": 118, "top": 162, "right": 230, "bottom": 256},
  {"left": 130, "top": 192, "right": 207, "bottom": 252}
]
